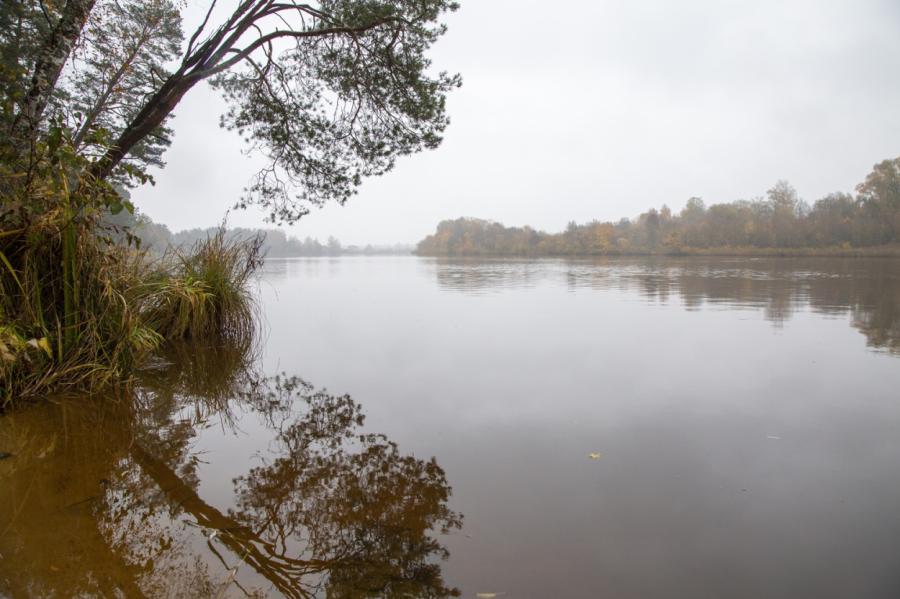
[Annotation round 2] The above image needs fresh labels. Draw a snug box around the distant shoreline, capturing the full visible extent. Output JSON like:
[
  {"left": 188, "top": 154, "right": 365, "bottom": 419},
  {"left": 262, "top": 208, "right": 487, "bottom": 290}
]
[{"left": 414, "top": 244, "right": 900, "bottom": 259}]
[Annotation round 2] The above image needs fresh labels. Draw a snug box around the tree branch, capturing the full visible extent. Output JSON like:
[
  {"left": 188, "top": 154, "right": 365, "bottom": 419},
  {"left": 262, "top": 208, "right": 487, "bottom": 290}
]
[{"left": 194, "top": 18, "right": 401, "bottom": 80}]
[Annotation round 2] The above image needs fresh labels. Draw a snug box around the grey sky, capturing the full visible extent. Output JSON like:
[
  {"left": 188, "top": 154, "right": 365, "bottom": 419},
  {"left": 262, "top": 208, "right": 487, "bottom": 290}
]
[{"left": 132, "top": 0, "right": 900, "bottom": 245}]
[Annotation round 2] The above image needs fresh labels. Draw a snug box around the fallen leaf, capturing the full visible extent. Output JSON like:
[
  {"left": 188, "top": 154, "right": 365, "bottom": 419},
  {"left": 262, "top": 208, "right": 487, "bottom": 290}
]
[
  {"left": 588, "top": 452, "right": 602, "bottom": 460},
  {"left": 37, "top": 337, "right": 52, "bottom": 358},
  {"left": 26, "top": 337, "right": 52, "bottom": 358}
]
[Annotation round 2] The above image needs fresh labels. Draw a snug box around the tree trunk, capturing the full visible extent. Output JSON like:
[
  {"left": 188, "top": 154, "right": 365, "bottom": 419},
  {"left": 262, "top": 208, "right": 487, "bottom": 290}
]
[
  {"left": 90, "top": 72, "right": 199, "bottom": 182},
  {"left": 130, "top": 441, "right": 328, "bottom": 599},
  {"left": 12, "top": 0, "right": 97, "bottom": 143}
]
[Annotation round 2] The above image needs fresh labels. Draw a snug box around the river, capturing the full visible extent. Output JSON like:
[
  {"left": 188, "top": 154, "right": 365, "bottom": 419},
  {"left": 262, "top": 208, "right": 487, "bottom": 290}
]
[{"left": 2, "top": 256, "right": 900, "bottom": 598}]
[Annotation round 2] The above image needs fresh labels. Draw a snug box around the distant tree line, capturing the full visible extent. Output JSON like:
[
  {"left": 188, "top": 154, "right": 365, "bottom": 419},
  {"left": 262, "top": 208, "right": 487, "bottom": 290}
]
[
  {"left": 416, "top": 157, "right": 900, "bottom": 256},
  {"left": 171, "top": 227, "right": 350, "bottom": 257},
  {"left": 105, "top": 210, "right": 411, "bottom": 257}
]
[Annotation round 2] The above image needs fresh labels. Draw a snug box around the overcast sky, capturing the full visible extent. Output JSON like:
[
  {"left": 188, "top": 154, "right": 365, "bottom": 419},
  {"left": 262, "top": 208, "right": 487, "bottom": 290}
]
[{"left": 131, "top": 0, "right": 900, "bottom": 245}]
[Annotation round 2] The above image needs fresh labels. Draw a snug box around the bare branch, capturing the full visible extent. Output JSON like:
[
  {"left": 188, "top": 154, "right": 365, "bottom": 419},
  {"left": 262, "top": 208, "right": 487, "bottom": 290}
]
[
  {"left": 184, "top": 0, "right": 218, "bottom": 58},
  {"left": 194, "top": 18, "right": 401, "bottom": 80}
]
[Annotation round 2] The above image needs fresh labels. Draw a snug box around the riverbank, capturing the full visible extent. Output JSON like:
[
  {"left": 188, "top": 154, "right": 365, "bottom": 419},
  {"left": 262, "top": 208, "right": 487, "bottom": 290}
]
[
  {"left": 0, "top": 224, "right": 263, "bottom": 409},
  {"left": 416, "top": 244, "right": 900, "bottom": 259}
]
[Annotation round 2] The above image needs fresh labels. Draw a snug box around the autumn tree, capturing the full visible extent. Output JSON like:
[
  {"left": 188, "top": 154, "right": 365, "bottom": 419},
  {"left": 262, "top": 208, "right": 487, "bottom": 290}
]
[
  {"left": 857, "top": 157, "right": 900, "bottom": 243},
  {"left": 415, "top": 159, "right": 900, "bottom": 256},
  {"left": 767, "top": 180, "right": 800, "bottom": 247}
]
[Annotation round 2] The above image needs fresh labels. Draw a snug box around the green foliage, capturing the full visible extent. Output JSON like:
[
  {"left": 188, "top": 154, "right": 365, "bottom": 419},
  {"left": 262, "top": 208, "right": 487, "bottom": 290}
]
[
  {"left": 0, "top": 1, "right": 60, "bottom": 131},
  {"left": 68, "top": 0, "right": 183, "bottom": 181},
  {"left": 417, "top": 158, "right": 900, "bottom": 256},
  {"left": 0, "top": 0, "right": 183, "bottom": 187},
  {"left": 4, "top": 1, "right": 460, "bottom": 222},
  {"left": 211, "top": 0, "right": 462, "bottom": 222}
]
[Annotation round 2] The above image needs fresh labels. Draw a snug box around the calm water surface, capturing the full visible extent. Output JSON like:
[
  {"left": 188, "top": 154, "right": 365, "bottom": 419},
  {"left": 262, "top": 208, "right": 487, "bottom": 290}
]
[{"left": 2, "top": 257, "right": 900, "bottom": 598}]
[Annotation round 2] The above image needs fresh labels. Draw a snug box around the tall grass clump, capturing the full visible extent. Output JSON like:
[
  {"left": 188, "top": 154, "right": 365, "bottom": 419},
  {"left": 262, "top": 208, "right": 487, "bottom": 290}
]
[
  {"left": 145, "top": 228, "right": 264, "bottom": 344},
  {"left": 0, "top": 166, "right": 263, "bottom": 408},
  {"left": 0, "top": 127, "right": 266, "bottom": 408},
  {"left": 1, "top": 189, "right": 158, "bottom": 405}
]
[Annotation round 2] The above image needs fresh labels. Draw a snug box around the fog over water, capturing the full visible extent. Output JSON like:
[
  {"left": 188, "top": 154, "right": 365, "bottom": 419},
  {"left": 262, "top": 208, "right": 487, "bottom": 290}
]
[{"left": 132, "top": 0, "right": 900, "bottom": 245}]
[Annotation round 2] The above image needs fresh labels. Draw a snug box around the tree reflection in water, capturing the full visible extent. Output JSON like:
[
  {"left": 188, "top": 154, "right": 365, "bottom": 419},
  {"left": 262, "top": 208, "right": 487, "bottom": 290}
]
[
  {"left": 435, "top": 258, "right": 900, "bottom": 354},
  {"left": 0, "top": 345, "right": 462, "bottom": 598}
]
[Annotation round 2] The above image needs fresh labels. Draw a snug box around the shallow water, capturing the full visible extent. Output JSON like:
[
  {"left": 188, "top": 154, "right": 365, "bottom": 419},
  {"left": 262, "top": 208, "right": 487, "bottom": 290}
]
[{"left": 2, "top": 256, "right": 900, "bottom": 598}]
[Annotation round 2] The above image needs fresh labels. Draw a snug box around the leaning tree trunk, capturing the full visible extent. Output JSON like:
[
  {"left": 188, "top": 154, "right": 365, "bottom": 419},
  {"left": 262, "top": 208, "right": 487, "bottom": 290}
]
[
  {"left": 11, "top": 0, "right": 97, "bottom": 144},
  {"left": 89, "top": 71, "right": 200, "bottom": 182}
]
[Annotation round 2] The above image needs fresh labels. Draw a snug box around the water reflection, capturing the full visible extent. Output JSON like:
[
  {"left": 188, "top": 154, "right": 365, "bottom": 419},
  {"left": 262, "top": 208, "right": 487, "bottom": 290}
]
[
  {"left": 259, "top": 258, "right": 346, "bottom": 284},
  {"left": 432, "top": 257, "right": 900, "bottom": 354},
  {"left": 0, "top": 348, "right": 461, "bottom": 598},
  {"left": 433, "top": 259, "right": 550, "bottom": 295}
]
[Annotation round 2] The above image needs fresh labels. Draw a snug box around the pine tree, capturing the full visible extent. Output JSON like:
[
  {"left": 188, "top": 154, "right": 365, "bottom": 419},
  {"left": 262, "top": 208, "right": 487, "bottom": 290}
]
[{"left": 67, "top": 0, "right": 183, "bottom": 184}]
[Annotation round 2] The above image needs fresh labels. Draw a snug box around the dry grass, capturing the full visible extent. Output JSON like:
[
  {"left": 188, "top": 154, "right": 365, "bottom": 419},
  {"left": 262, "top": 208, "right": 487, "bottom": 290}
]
[
  {"left": 145, "top": 228, "right": 263, "bottom": 343},
  {"left": 0, "top": 214, "right": 264, "bottom": 408}
]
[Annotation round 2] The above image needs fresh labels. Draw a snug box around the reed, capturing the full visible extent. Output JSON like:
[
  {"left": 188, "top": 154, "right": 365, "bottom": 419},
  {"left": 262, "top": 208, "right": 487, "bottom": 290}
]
[
  {"left": 0, "top": 211, "right": 264, "bottom": 408},
  {"left": 146, "top": 228, "right": 263, "bottom": 343}
]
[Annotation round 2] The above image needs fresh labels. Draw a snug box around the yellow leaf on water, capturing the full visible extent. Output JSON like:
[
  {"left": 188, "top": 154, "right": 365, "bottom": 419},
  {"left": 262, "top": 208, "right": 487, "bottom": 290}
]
[{"left": 588, "top": 452, "right": 602, "bottom": 460}]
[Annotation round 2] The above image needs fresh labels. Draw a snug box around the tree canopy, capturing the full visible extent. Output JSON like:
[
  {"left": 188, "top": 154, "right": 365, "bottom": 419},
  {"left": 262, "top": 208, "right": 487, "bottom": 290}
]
[{"left": 1, "top": 0, "right": 460, "bottom": 223}]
